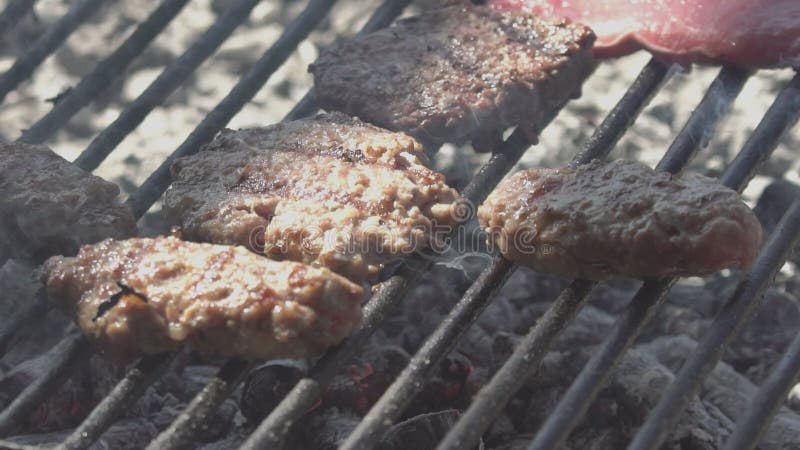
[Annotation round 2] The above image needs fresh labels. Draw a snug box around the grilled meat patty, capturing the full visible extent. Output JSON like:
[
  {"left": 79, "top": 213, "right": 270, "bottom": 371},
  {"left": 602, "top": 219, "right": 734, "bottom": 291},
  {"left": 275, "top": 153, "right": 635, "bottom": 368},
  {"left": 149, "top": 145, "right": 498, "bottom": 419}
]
[
  {"left": 478, "top": 159, "right": 763, "bottom": 280},
  {"left": 41, "top": 237, "right": 364, "bottom": 360},
  {"left": 310, "top": 2, "right": 595, "bottom": 152},
  {"left": 163, "top": 113, "right": 462, "bottom": 281},
  {"left": 0, "top": 142, "right": 136, "bottom": 265}
]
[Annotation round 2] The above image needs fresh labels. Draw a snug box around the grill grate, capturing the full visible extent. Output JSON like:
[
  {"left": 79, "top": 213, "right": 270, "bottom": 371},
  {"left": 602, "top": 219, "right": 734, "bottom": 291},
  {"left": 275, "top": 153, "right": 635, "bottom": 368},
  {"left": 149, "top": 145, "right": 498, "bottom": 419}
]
[
  {"left": 73, "top": 0, "right": 264, "bottom": 172},
  {"left": 0, "top": 0, "right": 37, "bottom": 38},
  {"left": 0, "top": 0, "right": 103, "bottom": 104},
  {"left": 17, "top": 0, "right": 191, "bottom": 145},
  {"left": 527, "top": 71, "right": 800, "bottom": 450},
  {"left": 0, "top": 1, "right": 798, "bottom": 449},
  {"left": 629, "top": 200, "right": 800, "bottom": 450},
  {"left": 59, "top": 353, "right": 174, "bottom": 450},
  {"left": 436, "top": 63, "right": 754, "bottom": 450}
]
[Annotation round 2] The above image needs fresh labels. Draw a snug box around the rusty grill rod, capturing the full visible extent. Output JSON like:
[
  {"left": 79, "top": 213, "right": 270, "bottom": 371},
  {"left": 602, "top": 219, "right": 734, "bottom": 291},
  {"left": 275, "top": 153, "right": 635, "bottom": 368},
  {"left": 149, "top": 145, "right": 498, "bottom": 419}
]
[
  {"left": 629, "top": 201, "right": 800, "bottom": 450},
  {"left": 0, "top": 0, "right": 103, "bottom": 104},
  {"left": 528, "top": 70, "right": 800, "bottom": 450},
  {"left": 71, "top": 0, "right": 263, "bottom": 172},
  {"left": 436, "top": 63, "right": 752, "bottom": 450},
  {"left": 18, "top": 0, "right": 191, "bottom": 145},
  {"left": 723, "top": 272, "right": 800, "bottom": 450},
  {"left": 0, "top": 0, "right": 37, "bottom": 38},
  {"left": 340, "top": 56, "right": 676, "bottom": 450}
]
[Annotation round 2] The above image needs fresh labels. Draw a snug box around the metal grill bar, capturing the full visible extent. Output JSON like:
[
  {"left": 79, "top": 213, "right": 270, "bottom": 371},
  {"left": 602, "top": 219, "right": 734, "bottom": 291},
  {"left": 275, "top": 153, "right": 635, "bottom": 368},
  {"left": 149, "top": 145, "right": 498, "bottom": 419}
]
[
  {"left": 571, "top": 58, "right": 674, "bottom": 167},
  {"left": 240, "top": 77, "right": 572, "bottom": 450},
  {"left": 628, "top": 201, "right": 800, "bottom": 450},
  {"left": 723, "top": 275, "right": 800, "bottom": 450},
  {"left": 59, "top": 353, "right": 174, "bottom": 450},
  {"left": 0, "top": 0, "right": 103, "bottom": 104},
  {"left": 722, "top": 74, "right": 800, "bottom": 192},
  {"left": 146, "top": 359, "right": 252, "bottom": 450},
  {"left": 656, "top": 66, "right": 753, "bottom": 174},
  {"left": 341, "top": 57, "right": 672, "bottom": 450},
  {"left": 528, "top": 71, "right": 800, "bottom": 450},
  {"left": 72, "top": 0, "right": 263, "bottom": 172},
  {"left": 0, "top": 334, "right": 91, "bottom": 436},
  {"left": 437, "top": 62, "right": 750, "bottom": 450},
  {"left": 239, "top": 261, "right": 420, "bottom": 450},
  {"left": 339, "top": 256, "right": 517, "bottom": 450},
  {"left": 17, "top": 0, "right": 191, "bottom": 144},
  {"left": 0, "top": 0, "right": 37, "bottom": 38},
  {"left": 125, "top": 0, "right": 339, "bottom": 219}
]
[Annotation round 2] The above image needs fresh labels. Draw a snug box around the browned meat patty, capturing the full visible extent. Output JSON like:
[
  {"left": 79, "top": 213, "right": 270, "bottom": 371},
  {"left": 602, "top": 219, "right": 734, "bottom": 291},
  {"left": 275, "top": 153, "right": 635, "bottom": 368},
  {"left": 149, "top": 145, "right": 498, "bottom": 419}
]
[
  {"left": 478, "top": 159, "right": 763, "bottom": 280},
  {"left": 163, "top": 113, "right": 462, "bottom": 281},
  {"left": 0, "top": 142, "right": 136, "bottom": 265},
  {"left": 41, "top": 237, "right": 364, "bottom": 360},
  {"left": 309, "top": 2, "right": 595, "bottom": 152}
]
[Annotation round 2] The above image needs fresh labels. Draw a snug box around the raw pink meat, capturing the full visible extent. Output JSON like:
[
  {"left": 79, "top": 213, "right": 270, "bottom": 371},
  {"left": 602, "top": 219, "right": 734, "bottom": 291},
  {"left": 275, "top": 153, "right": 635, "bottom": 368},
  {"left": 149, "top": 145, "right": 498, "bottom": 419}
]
[{"left": 490, "top": 0, "right": 800, "bottom": 68}]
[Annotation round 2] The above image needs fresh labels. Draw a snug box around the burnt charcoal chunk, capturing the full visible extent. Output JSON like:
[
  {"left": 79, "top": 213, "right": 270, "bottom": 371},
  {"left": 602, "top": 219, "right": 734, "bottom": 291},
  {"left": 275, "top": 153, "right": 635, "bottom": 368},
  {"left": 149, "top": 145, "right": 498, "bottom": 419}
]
[
  {"left": 163, "top": 113, "right": 462, "bottom": 281},
  {"left": 478, "top": 159, "right": 762, "bottom": 280},
  {"left": 0, "top": 142, "right": 136, "bottom": 264},
  {"left": 310, "top": 3, "right": 595, "bottom": 151},
  {"left": 41, "top": 237, "right": 364, "bottom": 360},
  {"left": 241, "top": 360, "right": 307, "bottom": 422}
]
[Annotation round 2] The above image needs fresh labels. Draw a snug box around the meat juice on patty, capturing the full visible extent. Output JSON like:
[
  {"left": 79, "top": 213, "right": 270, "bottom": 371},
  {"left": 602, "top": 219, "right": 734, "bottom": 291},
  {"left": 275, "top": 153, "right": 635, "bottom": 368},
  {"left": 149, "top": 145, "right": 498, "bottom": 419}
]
[
  {"left": 42, "top": 237, "right": 364, "bottom": 360},
  {"left": 478, "top": 159, "right": 762, "bottom": 280},
  {"left": 163, "top": 113, "right": 463, "bottom": 282}
]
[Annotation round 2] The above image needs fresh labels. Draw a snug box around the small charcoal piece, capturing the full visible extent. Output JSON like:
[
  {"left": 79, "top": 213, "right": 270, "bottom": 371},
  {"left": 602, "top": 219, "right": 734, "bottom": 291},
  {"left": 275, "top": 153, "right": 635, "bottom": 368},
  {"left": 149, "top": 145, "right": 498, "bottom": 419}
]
[
  {"left": 310, "top": 2, "right": 595, "bottom": 151},
  {"left": 0, "top": 142, "right": 136, "bottom": 265},
  {"left": 478, "top": 159, "right": 762, "bottom": 280},
  {"left": 41, "top": 237, "right": 364, "bottom": 360},
  {"left": 163, "top": 113, "right": 462, "bottom": 281}
]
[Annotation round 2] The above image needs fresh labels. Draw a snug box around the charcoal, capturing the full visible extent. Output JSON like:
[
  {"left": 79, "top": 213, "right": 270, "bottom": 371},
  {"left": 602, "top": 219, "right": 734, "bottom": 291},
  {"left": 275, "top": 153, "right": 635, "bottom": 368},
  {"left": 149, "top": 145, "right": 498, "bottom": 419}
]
[
  {"left": 292, "top": 407, "right": 361, "bottom": 450},
  {"left": 323, "top": 346, "right": 410, "bottom": 415},
  {"left": 240, "top": 360, "right": 307, "bottom": 423},
  {"left": 375, "top": 410, "right": 475, "bottom": 450}
]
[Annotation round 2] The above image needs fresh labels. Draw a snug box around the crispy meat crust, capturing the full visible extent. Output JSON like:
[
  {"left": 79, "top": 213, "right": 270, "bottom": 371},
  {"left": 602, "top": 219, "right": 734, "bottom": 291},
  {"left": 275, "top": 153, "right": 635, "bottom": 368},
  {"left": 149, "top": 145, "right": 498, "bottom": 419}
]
[
  {"left": 41, "top": 237, "right": 364, "bottom": 360},
  {"left": 310, "top": 2, "right": 595, "bottom": 150},
  {"left": 163, "top": 113, "right": 462, "bottom": 281},
  {"left": 0, "top": 142, "right": 136, "bottom": 264},
  {"left": 478, "top": 160, "right": 763, "bottom": 280}
]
